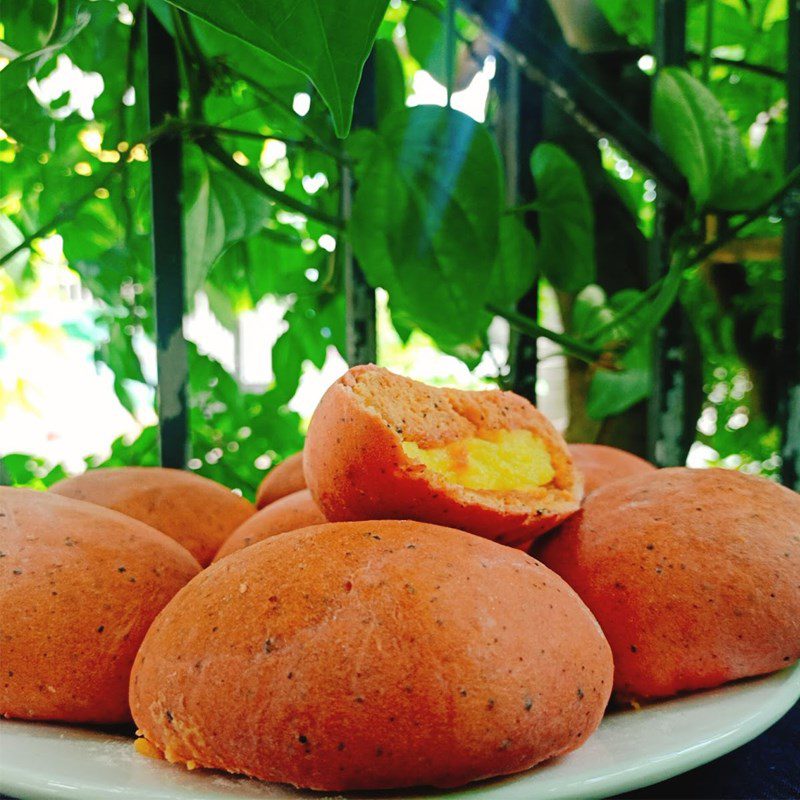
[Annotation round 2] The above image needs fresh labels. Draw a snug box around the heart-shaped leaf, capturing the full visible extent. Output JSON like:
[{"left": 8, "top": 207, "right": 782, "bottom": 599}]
[
  {"left": 530, "top": 142, "right": 595, "bottom": 293},
  {"left": 350, "top": 105, "right": 502, "bottom": 349},
  {"left": 163, "top": 0, "right": 390, "bottom": 137},
  {"left": 653, "top": 67, "right": 751, "bottom": 209}
]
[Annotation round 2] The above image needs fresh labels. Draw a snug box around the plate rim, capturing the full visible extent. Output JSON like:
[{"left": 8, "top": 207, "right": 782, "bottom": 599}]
[
  {"left": 1, "top": 664, "right": 799, "bottom": 800},
  {"left": 452, "top": 663, "right": 800, "bottom": 800}
]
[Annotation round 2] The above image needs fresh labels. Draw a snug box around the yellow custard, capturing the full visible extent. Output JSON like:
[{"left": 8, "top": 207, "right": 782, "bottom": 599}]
[{"left": 402, "top": 429, "right": 554, "bottom": 491}]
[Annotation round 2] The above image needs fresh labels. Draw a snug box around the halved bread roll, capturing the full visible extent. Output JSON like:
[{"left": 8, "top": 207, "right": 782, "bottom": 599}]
[{"left": 304, "top": 366, "right": 582, "bottom": 549}]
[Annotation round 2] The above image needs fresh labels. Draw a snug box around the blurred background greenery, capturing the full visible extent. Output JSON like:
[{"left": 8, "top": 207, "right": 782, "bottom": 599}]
[{"left": 0, "top": 0, "right": 794, "bottom": 498}]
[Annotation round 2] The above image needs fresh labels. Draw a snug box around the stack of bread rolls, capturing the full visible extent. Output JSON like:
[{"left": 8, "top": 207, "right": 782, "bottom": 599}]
[{"left": 2, "top": 364, "right": 797, "bottom": 792}]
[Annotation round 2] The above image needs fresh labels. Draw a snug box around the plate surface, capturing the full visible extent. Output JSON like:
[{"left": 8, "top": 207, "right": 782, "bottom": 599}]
[{"left": 2, "top": 664, "right": 798, "bottom": 800}]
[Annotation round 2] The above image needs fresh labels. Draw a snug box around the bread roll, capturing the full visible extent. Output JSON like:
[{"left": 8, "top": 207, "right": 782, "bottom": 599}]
[
  {"left": 255, "top": 451, "right": 306, "bottom": 509},
  {"left": 0, "top": 487, "right": 200, "bottom": 723},
  {"left": 131, "top": 519, "right": 612, "bottom": 790},
  {"left": 537, "top": 468, "right": 800, "bottom": 700},
  {"left": 214, "top": 489, "right": 325, "bottom": 561},
  {"left": 567, "top": 443, "right": 655, "bottom": 497},
  {"left": 51, "top": 467, "right": 254, "bottom": 566}
]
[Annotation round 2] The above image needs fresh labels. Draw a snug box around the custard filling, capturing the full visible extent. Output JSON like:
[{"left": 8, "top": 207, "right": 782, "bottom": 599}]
[{"left": 401, "top": 429, "right": 555, "bottom": 491}]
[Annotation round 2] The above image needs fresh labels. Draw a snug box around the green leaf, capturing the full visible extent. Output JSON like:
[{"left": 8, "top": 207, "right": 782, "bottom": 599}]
[
  {"left": 0, "top": 0, "right": 94, "bottom": 149},
  {"left": 374, "top": 39, "right": 405, "bottom": 123},
  {"left": 687, "top": 1, "right": 755, "bottom": 53},
  {"left": 350, "top": 105, "right": 502, "bottom": 349},
  {"left": 583, "top": 257, "right": 684, "bottom": 348},
  {"left": 183, "top": 150, "right": 272, "bottom": 300},
  {"left": 488, "top": 216, "right": 537, "bottom": 308},
  {"left": 210, "top": 229, "right": 326, "bottom": 304},
  {"left": 573, "top": 285, "right": 653, "bottom": 419},
  {"left": 91, "top": 425, "right": 160, "bottom": 469},
  {"left": 187, "top": 341, "right": 305, "bottom": 499},
  {"left": 270, "top": 293, "right": 344, "bottom": 405},
  {"left": 95, "top": 319, "right": 149, "bottom": 415},
  {"left": 530, "top": 143, "right": 595, "bottom": 293},
  {"left": 61, "top": 197, "right": 126, "bottom": 264},
  {"left": 203, "top": 281, "right": 240, "bottom": 331},
  {"left": 404, "top": 1, "right": 449, "bottom": 83},
  {"left": 593, "top": 0, "right": 654, "bottom": 46},
  {"left": 1, "top": 453, "right": 68, "bottom": 489},
  {"left": 188, "top": 11, "right": 307, "bottom": 93},
  {"left": 587, "top": 337, "right": 652, "bottom": 419},
  {"left": 1, "top": 0, "right": 56, "bottom": 54},
  {"left": 163, "top": 0, "right": 390, "bottom": 137},
  {"left": 571, "top": 283, "right": 613, "bottom": 335},
  {"left": 0, "top": 56, "right": 55, "bottom": 150},
  {"left": 652, "top": 67, "right": 751, "bottom": 209}
]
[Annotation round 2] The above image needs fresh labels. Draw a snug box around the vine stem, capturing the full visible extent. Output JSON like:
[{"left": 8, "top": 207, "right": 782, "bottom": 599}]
[
  {"left": 187, "top": 121, "right": 351, "bottom": 163},
  {"left": 486, "top": 303, "right": 604, "bottom": 364},
  {"left": 199, "top": 136, "right": 344, "bottom": 230},
  {"left": 691, "top": 163, "right": 800, "bottom": 263},
  {"left": 0, "top": 118, "right": 183, "bottom": 269},
  {"left": 583, "top": 162, "right": 800, "bottom": 345},
  {"left": 221, "top": 66, "right": 345, "bottom": 162}
]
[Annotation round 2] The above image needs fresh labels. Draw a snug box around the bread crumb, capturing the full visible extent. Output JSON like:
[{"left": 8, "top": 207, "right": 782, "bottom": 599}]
[{"left": 134, "top": 737, "right": 163, "bottom": 760}]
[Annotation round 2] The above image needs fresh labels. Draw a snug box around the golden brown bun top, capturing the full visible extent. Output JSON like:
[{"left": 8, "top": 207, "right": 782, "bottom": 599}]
[
  {"left": 1, "top": 485, "right": 201, "bottom": 567},
  {"left": 213, "top": 489, "right": 326, "bottom": 562},
  {"left": 567, "top": 443, "right": 655, "bottom": 496},
  {"left": 586, "top": 465, "right": 799, "bottom": 515},
  {"left": 130, "top": 518, "right": 612, "bottom": 789},
  {"left": 536, "top": 466, "right": 800, "bottom": 698},
  {"left": 256, "top": 452, "right": 306, "bottom": 509},
  {"left": 342, "top": 364, "right": 559, "bottom": 448},
  {"left": 50, "top": 465, "right": 248, "bottom": 498},
  {"left": 1, "top": 487, "right": 200, "bottom": 723},
  {"left": 50, "top": 466, "right": 254, "bottom": 566}
]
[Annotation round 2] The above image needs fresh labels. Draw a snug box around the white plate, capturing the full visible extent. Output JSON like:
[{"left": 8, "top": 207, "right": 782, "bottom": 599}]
[{"left": 1, "top": 664, "right": 798, "bottom": 800}]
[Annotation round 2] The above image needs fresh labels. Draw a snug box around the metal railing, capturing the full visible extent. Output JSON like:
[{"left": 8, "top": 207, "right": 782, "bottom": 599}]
[{"left": 143, "top": 0, "right": 800, "bottom": 489}]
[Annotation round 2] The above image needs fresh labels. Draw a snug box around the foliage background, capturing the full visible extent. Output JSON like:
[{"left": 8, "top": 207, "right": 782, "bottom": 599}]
[{"left": 0, "top": 0, "right": 794, "bottom": 496}]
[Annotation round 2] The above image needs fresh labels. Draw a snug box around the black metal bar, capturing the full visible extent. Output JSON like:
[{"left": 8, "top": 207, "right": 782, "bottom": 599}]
[
  {"left": 343, "top": 51, "right": 378, "bottom": 366},
  {"left": 146, "top": 10, "right": 189, "bottom": 468},
  {"left": 780, "top": 0, "right": 800, "bottom": 489},
  {"left": 458, "top": 0, "right": 688, "bottom": 201},
  {"left": 498, "top": 21, "right": 545, "bottom": 402},
  {"left": 647, "top": 0, "right": 689, "bottom": 466}
]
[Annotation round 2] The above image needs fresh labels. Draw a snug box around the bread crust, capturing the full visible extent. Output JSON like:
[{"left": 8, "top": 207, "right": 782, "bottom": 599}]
[
  {"left": 304, "top": 366, "right": 582, "bottom": 550},
  {"left": 536, "top": 467, "right": 800, "bottom": 700},
  {"left": 0, "top": 488, "right": 200, "bottom": 723},
  {"left": 130, "top": 519, "right": 612, "bottom": 790},
  {"left": 214, "top": 489, "right": 325, "bottom": 561},
  {"left": 568, "top": 444, "right": 655, "bottom": 497},
  {"left": 51, "top": 467, "right": 254, "bottom": 566},
  {"left": 255, "top": 452, "right": 306, "bottom": 509}
]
